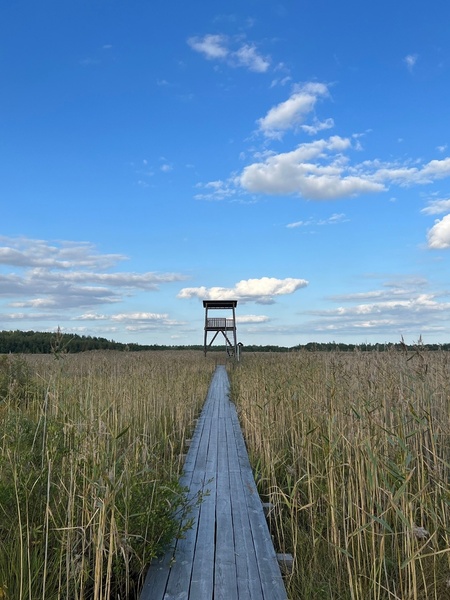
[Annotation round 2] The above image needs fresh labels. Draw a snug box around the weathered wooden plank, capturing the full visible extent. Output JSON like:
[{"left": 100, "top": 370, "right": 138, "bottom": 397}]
[
  {"left": 140, "top": 550, "right": 173, "bottom": 600},
  {"left": 182, "top": 415, "right": 205, "bottom": 473},
  {"left": 192, "top": 411, "right": 213, "bottom": 472},
  {"left": 228, "top": 394, "right": 287, "bottom": 599},
  {"left": 188, "top": 471, "right": 217, "bottom": 598},
  {"left": 205, "top": 415, "right": 218, "bottom": 472},
  {"left": 214, "top": 466, "right": 239, "bottom": 600},
  {"left": 229, "top": 469, "right": 265, "bottom": 600},
  {"left": 224, "top": 410, "right": 242, "bottom": 474},
  {"left": 240, "top": 467, "right": 287, "bottom": 600},
  {"left": 217, "top": 413, "right": 229, "bottom": 474},
  {"left": 139, "top": 464, "right": 199, "bottom": 599},
  {"left": 162, "top": 472, "right": 208, "bottom": 599}
]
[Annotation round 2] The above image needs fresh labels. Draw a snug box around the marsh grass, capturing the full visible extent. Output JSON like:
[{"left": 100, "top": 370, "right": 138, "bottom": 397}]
[
  {"left": 230, "top": 349, "right": 450, "bottom": 599},
  {"left": 0, "top": 351, "right": 214, "bottom": 599}
]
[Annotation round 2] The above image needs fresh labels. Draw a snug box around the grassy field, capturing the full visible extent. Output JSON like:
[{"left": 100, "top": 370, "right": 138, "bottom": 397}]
[
  {"left": 230, "top": 348, "right": 450, "bottom": 599},
  {"left": 1, "top": 348, "right": 449, "bottom": 599},
  {"left": 0, "top": 351, "right": 215, "bottom": 600}
]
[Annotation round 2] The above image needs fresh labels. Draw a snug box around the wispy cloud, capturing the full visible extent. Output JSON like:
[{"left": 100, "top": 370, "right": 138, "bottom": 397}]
[
  {"left": 236, "top": 314, "right": 270, "bottom": 323},
  {"left": 0, "top": 236, "right": 126, "bottom": 269},
  {"left": 305, "top": 279, "right": 450, "bottom": 335},
  {"left": 421, "top": 198, "right": 450, "bottom": 215},
  {"left": 301, "top": 117, "right": 335, "bottom": 136},
  {"left": 178, "top": 276, "right": 308, "bottom": 304},
  {"left": 187, "top": 33, "right": 270, "bottom": 72},
  {"left": 287, "top": 213, "right": 348, "bottom": 228},
  {"left": 0, "top": 237, "right": 187, "bottom": 312},
  {"left": 188, "top": 34, "right": 229, "bottom": 59},
  {"left": 404, "top": 53, "right": 418, "bottom": 72}
]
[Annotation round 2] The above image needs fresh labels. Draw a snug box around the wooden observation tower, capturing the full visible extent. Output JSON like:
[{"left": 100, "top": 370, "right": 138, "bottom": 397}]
[{"left": 203, "top": 300, "right": 239, "bottom": 359}]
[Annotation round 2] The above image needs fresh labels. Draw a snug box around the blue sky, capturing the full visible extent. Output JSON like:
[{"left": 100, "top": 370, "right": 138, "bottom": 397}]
[{"left": 2, "top": 0, "right": 450, "bottom": 347}]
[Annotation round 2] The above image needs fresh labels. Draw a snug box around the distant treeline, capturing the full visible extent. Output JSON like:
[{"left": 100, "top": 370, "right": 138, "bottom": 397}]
[
  {"left": 0, "top": 330, "right": 163, "bottom": 354},
  {"left": 0, "top": 330, "right": 449, "bottom": 354}
]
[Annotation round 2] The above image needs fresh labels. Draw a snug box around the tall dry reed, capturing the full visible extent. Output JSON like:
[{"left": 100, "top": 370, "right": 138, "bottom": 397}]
[
  {"left": 230, "top": 349, "right": 450, "bottom": 599},
  {"left": 0, "top": 351, "right": 214, "bottom": 599}
]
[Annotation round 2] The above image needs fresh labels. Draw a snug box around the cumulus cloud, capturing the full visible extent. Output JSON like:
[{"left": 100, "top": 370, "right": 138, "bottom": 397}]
[
  {"left": 178, "top": 276, "right": 308, "bottom": 304},
  {"left": 195, "top": 81, "right": 450, "bottom": 203},
  {"left": 427, "top": 214, "right": 450, "bottom": 249},
  {"left": 240, "top": 136, "right": 385, "bottom": 199},
  {"left": 187, "top": 33, "right": 270, "bottom": 72},
  {"left": 236, "top": 146, "right": 450, "bottom": 201},
  {"left": 257, "top": 83, "right": 329, "bottom": 138}
]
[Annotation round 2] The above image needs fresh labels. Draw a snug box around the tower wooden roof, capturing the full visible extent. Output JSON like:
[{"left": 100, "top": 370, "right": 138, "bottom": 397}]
[{"left": 202, "top": 300, "right": 238, "bottom": 309}]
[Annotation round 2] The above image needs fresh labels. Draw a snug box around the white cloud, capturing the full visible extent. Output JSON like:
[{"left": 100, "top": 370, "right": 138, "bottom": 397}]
[
  {"left": 421, "top": 198, "right": 450, "bottom": 215},
  {"left": 237, "top": 144, "right": 450, "bottom": 201},
  {"left": 0, "top": 237, "right": 187, "bottom": 310},
  {"left": 188, "top": 33, "right": 270, "bottom": 72},
  {"left": 404, "top": 53, "right": 418, "bottom": 71},
  {"left": 233, "top": 44, "right": 270, "bottom": 72},
  {"left": 287, "top": 213, "right": 347, "bottom": 228},
  {"left": 427, "top": 214, "right": 450, "bottom": 249},
  {"left": 187, "top": 34, "right": 229, "bottom": 59},
  {"left": 110, "top": 312, "right": 185, "bottom": 332},
  {"left": 257, "top": 83, "right": 329, "bottom": 138},
  {"left": 236, "top": 314, "right": 270, "bottom": 323},
  {"left": 240, "top": 136, "right": 384, "bottom": 199},
  {"left": 26, "top": 268, "right": 186, "bottom": 290},
  {"left": 194, "top": 82, "right": 450, "bottom": 202},
  {"left": 286, "top": 220, "right": 312, "bottom": 228},
  {"left": 111, "top": 312, "right": 169, "bottom": 322},
  {"left": 178, "top": 276, "right": 308, "bottom": 304},
  {"left": 78, "top": 313, "right": 108, "bottom": 320},
  {"left": 194, "top": 178, "right": 238, "bottom": 201},
  {"left": 419, "top": 157, "right": 450, "bottom": 182},
  {"left": 305, "top": 281, "right": 450, "bottom": 336},
  {"left": 301, "top": 118, "right": 335, "bottom": 136},
  {"left": 0, "top": 237, "right": 126, "bottom": 269}
]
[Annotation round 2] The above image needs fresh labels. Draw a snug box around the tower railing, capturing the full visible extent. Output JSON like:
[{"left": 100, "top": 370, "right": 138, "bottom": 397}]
[{"left": 205, "top": 318, "right": 235, "bottom": 330}]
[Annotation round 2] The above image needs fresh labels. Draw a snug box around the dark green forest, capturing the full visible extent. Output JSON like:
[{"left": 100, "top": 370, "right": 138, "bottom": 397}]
[{"left": 0, "top": 329, "right": 449, "bottom": 354}]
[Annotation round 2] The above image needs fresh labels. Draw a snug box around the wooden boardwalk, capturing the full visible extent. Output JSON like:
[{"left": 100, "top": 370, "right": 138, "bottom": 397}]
[{"left": 140, "top": 365, "right": 288, "bottom": 600}]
